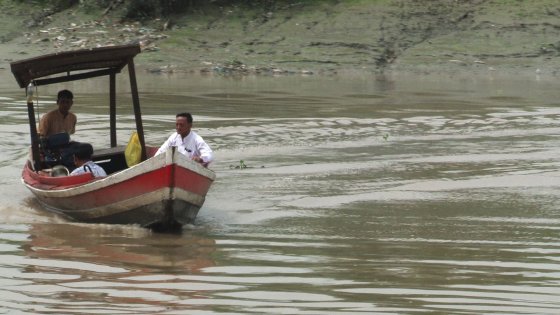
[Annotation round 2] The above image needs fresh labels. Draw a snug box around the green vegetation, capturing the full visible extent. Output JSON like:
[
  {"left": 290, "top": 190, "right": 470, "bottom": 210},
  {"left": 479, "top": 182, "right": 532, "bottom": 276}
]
[{"left": 230, "top": 160, "right": 248, "bottom": 169}]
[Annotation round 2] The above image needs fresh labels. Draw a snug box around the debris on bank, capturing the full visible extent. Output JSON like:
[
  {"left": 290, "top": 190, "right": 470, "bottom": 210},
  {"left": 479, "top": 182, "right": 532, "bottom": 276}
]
[
  {"left": 203, "top": 60, "right": 314, "bottom": 76},
  {"left": 21, "top": 19, "right": 315, "bottom": 76},
  {"left": 23, "top": 20, "right": 168, "bottom": 53}
]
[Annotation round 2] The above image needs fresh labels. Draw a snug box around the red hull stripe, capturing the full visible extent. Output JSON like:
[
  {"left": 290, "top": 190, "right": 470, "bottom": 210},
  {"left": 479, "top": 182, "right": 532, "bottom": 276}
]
[
  {"left": 173, "top": 165, "right": 214, "bottom": 196},
  {"left": 28, "top": 165, "right": 213, "bottom": 210}
]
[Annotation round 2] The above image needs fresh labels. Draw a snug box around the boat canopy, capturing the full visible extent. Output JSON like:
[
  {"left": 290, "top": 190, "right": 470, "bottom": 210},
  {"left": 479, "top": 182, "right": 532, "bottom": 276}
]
[
  {"left": 11, "top": 44, "right": 141, "bottom": 88},
  {"left": 10, "top": 44, "right": 146, "bottom": 167}
]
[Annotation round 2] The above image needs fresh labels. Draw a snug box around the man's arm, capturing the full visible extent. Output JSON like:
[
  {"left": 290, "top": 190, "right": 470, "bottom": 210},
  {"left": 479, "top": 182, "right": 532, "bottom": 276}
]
[
  {"left": 69, "top": 113, "right": 77, "bottom": 134},
  {"left": 37, "top": 114, "right": 48, "bottom": 136},
  {"left": 196, "top": 137, "right": 214, "bottom": 164},
  {"left": 155, "top": 134, "right": 173, "bottom": 155}
]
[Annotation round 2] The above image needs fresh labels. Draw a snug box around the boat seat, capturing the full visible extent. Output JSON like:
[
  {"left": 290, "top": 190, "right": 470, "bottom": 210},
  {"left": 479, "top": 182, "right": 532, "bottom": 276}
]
[{"left": 92, "top": 146, "right": 127, "bottom": 174}]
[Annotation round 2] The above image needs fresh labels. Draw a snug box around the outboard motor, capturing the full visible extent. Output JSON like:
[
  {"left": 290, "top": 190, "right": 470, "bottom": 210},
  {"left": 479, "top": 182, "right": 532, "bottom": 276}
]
[{"left": 40, "top": 132, "right": 77, "bottom": 170}]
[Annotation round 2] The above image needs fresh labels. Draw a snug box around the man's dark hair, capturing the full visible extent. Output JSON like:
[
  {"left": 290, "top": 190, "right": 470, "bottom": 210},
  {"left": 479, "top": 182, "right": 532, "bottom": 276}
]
[
  {"left": 74, "top": 143, "right": 94, "bottom": 161},
  {"left": 176, "top": 112, "right": 193, "bottom": 123},
  {"left": 57, "top": 89, "right": 73, "bottom": 101}
]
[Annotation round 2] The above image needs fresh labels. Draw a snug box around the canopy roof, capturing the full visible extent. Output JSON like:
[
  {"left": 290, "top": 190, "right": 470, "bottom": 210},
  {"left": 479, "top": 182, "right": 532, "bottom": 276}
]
[{"left": 10, "top": 44, "right": 141, "bottom": 88}]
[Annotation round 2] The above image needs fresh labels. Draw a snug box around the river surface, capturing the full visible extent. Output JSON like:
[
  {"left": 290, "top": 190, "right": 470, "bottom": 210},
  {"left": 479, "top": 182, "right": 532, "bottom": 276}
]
[{"left": 1, "top": 70, "right": 560, "bottom": 314}]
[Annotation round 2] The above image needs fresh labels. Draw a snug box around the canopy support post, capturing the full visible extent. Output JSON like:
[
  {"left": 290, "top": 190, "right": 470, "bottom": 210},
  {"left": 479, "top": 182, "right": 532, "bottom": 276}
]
[
  {"left": 109, "top": 73, "right": 117, "bottom": 147},
  {"left": 127, "top": 59, "right": 146, "bottom": 160},
  {"left": 27, "top": 101, "right": 41, "bottom": 171}
]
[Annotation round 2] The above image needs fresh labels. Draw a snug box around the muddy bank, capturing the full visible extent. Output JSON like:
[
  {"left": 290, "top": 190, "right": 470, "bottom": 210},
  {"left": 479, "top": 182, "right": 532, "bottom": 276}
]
[{"left": 1, "top": 0, "right": 560, "bottom": 77}]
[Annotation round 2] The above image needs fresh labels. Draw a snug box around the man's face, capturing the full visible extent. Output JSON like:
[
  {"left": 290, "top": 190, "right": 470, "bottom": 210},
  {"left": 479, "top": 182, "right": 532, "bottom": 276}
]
[
  {"left": 176, "top": 116, "right": 192, "bottom": 137},
  {"left": 57, "top": 97, "right": 73, "bottom": 115}
]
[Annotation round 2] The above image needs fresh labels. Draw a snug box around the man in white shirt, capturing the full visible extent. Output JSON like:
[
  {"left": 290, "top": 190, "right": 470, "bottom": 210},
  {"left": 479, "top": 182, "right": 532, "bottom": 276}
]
[
  {"left": 70, "top": 143, "right": 107, "bottom": 177},
  {"left": 156, "top": 112, "right": 214, "bottom": 167}
]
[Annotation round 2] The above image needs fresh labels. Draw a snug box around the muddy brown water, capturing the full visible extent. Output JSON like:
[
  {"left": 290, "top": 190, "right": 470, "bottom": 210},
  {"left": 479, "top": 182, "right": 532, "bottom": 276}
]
[{"left": 1, "top": 70, "right": 560, "bottom": 314}]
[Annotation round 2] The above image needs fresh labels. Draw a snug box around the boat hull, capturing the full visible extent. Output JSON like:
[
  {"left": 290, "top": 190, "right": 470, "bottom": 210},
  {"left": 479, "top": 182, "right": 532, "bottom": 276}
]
[{"left": 23, "top": 147, "right": 215, "bottom": 229}]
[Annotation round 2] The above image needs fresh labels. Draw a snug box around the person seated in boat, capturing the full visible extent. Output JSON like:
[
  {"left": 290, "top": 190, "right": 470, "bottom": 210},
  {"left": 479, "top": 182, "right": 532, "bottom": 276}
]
[
  {"left": 155, "top": 112, "right": 214, "bottom": 167},
  {"left": 70, "top": 143, "right": 107, "bottom": 177},
  {"left": 37, "top": 89, "right": 81, "bottom": 170},
  {"left": 38, "top": 89, "right": 77, "bottom": 138}
]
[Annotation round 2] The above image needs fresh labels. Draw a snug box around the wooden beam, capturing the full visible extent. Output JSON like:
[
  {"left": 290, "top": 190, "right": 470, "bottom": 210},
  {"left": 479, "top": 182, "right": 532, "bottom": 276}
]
[
  {"left": 27, "top": 101, "right": 41, "bottom": 172},
  {"left": 34, "top": 68, "right": 118, "bottom": 86},
  {"left": 127, "top": 59, "right": 147, "bottom": 161},
  {"left": 109, "top": 73, "right": 117, "bottom": 147}
]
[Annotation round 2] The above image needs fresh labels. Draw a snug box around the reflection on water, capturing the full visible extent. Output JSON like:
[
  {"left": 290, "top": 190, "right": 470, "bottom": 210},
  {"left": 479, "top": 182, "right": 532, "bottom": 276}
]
[
  {"left": 1, "top": 71, "right": 560, "bottom": 313},
  {"left": 1, "top": 223, "right": 218, "bottom": 314}
]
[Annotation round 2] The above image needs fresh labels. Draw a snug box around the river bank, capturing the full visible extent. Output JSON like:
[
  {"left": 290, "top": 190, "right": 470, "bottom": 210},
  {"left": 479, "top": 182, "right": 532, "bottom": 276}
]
[{"left": 1, "top": 0, "right": 560, "bottom": 77}]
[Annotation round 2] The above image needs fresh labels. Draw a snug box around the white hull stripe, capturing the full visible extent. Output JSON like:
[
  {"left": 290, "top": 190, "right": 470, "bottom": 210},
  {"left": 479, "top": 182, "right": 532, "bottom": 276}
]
[{"left": 37, "top": 187, "right": 205, "bottom": 220}]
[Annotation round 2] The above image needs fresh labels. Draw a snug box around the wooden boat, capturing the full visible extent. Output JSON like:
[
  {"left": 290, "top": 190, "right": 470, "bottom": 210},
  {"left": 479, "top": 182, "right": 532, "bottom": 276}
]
[{"left": 10, "top": 44, "right": 215, "bottom": 230}]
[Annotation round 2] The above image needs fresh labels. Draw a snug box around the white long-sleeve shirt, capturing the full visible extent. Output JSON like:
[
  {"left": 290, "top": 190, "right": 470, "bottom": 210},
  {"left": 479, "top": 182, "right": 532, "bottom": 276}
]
[{"left": 155, "top": 131, "right": 214, "bottom": 164}]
